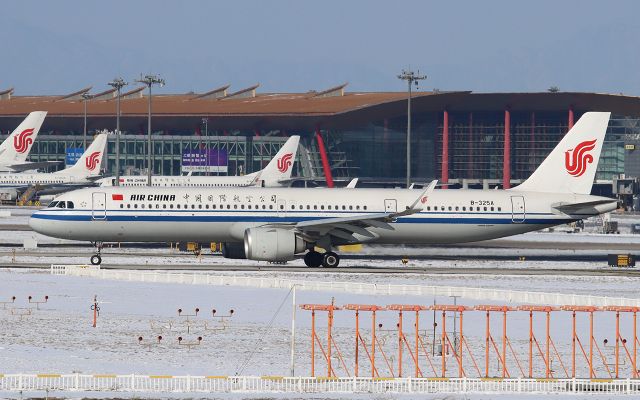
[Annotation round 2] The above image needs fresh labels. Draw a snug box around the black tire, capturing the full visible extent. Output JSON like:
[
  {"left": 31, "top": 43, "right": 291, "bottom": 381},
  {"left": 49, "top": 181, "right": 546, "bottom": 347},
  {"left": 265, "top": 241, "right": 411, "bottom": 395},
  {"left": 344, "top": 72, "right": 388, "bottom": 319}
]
[
  {"left": 322, "top": 251, "right": 340, "bottom": 268},
  {"left": 304, "top": 251, "right": 323, "bottom": 268},
  {"left": 90, "top": 255, "right": 102, "bottom": 265}
]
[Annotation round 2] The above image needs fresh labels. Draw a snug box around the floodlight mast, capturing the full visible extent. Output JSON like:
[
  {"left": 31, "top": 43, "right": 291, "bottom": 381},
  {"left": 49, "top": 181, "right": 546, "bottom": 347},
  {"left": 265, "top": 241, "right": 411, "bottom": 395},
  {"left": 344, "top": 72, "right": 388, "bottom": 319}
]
[
  {"left": 81, "top": 92, "right": 93, "bottom": 150},
  {"left": 397, "top": 70, "right": 426, "bottom": 188},
  {"left": 202, "top": 117, "right": 209, "bottom": 176},
  {"left": 136, "top": 74, "right": 165, "bottom": 187},
  {"left": 107, "top": 78, "right": 128, "bottom": 187}
]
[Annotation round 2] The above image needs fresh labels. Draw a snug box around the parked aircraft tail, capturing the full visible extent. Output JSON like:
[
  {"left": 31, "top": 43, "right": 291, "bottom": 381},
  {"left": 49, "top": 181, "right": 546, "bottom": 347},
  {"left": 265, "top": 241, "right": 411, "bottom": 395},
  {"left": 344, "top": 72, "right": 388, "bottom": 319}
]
[
  {"left": 512, "top": 111, "right": 610, "bottom": 194},
  {"left": 254, "top": 135, "right": 300, "bottom": 186},
  {"left": 0, "top": 111, "right": 47, "bottom": 164},
  {"left": 57, "top": 133, "right": 108, "bottom": 177}
]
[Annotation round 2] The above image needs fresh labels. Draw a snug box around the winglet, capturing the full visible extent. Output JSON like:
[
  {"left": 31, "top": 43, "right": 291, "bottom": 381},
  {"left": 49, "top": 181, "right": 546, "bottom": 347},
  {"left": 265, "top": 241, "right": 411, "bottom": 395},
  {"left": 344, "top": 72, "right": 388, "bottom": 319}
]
[
  {"left": 409, "top": 180, "right": 437, "bottom": 210},
  {"left": 345, "top": 178, "right": 358, "bottom": 188}
]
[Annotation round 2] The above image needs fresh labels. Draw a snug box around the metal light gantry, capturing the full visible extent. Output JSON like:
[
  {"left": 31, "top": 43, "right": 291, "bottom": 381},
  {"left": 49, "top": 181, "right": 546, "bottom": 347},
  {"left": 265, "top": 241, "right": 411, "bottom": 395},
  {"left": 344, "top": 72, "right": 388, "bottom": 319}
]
[
  {"left": 300, "top": 302, "right": 347, "bottom": 377},
  {"left": 342, "top": 304, "right": 386, "bottom": 378},
  {"left": 299, "top": 302, "right": 640, "bottom": 380}
]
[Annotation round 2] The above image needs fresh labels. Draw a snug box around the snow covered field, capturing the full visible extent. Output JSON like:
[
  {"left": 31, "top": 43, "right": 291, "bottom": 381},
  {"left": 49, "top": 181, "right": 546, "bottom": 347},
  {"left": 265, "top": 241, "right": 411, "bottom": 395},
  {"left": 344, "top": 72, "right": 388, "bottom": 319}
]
[
  {"left": 1, "top": 208, "right": 640, "bottom": 397},
  {"left": 1, "top": 266, "right": 639, "bottom": 379}
]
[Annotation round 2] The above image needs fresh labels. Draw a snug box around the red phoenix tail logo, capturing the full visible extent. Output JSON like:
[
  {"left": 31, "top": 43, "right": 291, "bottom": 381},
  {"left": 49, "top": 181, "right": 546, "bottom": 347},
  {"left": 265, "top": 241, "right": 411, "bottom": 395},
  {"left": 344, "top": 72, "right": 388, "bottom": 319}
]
[
  {"left": 85, "top": 151, "right": 101, "bottom": 171},
  {"left": 13, "top": 128, "right": 35, "bottom": 153},
  {"left": 565, "top": 139, "right": 597, "bottom": 177},
  {"left": 277, "top": 153, "right": 293, "bottom": 173}
]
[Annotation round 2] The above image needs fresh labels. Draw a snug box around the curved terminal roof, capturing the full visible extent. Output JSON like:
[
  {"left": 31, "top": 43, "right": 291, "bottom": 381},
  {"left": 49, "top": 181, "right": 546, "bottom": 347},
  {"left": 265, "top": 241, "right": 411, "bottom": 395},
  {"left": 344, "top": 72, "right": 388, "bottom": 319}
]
[{"left": 0, "top": 88, "right": 639, "bottom": 131}]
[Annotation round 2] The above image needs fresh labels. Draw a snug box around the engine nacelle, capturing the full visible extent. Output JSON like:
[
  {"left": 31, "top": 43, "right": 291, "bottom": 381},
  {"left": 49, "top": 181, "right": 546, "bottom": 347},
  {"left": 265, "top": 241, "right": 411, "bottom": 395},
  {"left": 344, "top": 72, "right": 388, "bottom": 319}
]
[
  {"left": 244, "top": 227, "right": 306, "bottom": 262},
  {"left": 221, "top": 242, "right": 246, "bottom": 259}
]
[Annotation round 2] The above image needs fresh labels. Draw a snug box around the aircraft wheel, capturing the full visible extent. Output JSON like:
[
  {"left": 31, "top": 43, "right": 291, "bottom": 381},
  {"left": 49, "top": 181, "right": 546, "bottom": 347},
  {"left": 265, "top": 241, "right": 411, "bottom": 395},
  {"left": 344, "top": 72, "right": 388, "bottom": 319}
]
[
  {"left": 304, "top": 251, "right": 323, "bottom": 268},
  {"left": 322, "top": 251, "right": 340, "bottom": 268},
  {"left": 90, "top": 255, "right": 102, "bottom": 266}
]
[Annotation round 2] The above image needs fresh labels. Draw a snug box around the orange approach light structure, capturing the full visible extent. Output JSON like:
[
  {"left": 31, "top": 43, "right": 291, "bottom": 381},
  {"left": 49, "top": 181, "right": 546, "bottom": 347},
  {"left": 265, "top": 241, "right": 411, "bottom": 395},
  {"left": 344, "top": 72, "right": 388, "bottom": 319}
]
[{"left": 299, "top": 302, "right": 640, "bottom": 379}]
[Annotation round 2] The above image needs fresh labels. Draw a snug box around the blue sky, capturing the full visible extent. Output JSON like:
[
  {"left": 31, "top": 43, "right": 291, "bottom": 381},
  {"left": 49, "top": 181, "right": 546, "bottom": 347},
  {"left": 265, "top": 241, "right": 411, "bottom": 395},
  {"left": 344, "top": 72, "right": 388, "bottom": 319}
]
[{"left": 2, "top": 1, "right": 639, "bottom": 95}]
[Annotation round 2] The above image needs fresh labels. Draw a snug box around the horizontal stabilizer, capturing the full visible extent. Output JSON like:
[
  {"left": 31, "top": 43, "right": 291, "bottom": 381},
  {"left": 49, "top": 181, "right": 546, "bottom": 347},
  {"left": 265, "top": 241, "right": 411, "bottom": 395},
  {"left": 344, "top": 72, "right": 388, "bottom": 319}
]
[
  {"left": 552, "top": 199, "right": 617, "bottom": 214},
  {"left": 9, "top": 160, "right": 62, "bottom": 172}
]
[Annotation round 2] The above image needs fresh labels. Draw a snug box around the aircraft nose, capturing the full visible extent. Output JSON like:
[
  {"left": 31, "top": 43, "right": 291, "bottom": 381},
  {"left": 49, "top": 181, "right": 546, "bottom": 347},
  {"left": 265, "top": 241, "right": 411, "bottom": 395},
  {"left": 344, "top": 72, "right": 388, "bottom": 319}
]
[{"left": 29, "top": 212, "right": 56, "bottom": 237}]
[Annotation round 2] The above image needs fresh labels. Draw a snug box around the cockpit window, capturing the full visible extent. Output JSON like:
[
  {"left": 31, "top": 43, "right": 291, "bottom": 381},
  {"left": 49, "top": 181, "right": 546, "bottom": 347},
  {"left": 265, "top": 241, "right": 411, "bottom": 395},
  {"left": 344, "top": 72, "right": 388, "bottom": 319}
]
[
  {"left": 57, "top": 202, "right": 66, "bottom": 209},
  {"left": 67, "top": 201, "right": 74, "bottom": 209},
  {"left": 48, "top": 201, "right": 58, "bottom": 208}
]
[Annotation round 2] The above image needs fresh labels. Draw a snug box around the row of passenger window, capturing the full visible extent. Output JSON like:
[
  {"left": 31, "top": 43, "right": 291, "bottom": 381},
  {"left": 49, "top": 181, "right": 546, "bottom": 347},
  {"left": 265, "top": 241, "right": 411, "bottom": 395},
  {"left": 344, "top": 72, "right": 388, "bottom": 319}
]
[
  {"left": 8, "top": 180, "right": 64, "bottom": 184},
  {"left": 291, "top": 204, "right": 367, "bottom": 211},
  {"left": 121, "top": 183, "right": 243, "bottom": 187},
  {"left": 117, "top": 203, "right": 369, "bottom": 211},
  {"left": 120, "top": 203, "right": 273, "bottom": 210},
  {"left": 425, "top": 205, "right": 502, "bottom": 212}
]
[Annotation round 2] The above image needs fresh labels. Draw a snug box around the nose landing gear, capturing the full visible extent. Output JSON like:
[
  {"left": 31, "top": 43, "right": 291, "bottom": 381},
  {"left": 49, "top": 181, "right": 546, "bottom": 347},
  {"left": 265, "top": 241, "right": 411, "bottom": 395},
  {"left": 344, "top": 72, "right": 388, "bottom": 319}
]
[{"left": 90, "top": 241, "right": 103, "bottom": 266}]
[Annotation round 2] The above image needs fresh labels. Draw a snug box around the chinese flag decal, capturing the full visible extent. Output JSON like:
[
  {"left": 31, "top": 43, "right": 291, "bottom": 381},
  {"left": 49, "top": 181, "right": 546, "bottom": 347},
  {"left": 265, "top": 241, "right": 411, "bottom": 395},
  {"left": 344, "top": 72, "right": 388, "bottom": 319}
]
[{"left": 112, "top": 194, "right": 124, "bottom": 201}]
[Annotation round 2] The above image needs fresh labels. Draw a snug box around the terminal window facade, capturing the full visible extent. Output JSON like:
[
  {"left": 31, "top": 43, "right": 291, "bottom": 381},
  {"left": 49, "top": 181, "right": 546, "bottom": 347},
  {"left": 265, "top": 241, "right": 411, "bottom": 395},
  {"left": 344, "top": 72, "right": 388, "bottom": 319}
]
[{"left": 0, "top": 111, "right": 633, "bottom": 185}]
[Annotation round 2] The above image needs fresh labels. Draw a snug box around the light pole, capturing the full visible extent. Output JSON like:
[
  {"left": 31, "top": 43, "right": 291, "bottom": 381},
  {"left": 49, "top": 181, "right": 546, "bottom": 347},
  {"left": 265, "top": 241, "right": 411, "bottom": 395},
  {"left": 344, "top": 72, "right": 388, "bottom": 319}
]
[
  {"left": 202, "top": 117, "right": 209, "bottom": 176},
  {"left": 450, "top": 295, "right": 460, "bottom": 352},
  {"left": 81, "top": 93, "right": 93, "bottom": 150},
  {"left": 397, "top": 69, "right": 426, "bottom": 188},
  {"left": 108, "top": 78, "right": 128, "bottom": 186},
  {"left": 136, "top": 75, "right": 165, "bottom": 186}
]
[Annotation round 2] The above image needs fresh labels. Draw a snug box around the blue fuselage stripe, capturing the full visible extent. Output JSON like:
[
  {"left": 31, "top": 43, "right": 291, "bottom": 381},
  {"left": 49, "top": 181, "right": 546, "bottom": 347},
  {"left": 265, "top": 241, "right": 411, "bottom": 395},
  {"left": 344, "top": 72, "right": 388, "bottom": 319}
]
[{"left": 31, "top": 212, "right": 572, "bottom": 225}]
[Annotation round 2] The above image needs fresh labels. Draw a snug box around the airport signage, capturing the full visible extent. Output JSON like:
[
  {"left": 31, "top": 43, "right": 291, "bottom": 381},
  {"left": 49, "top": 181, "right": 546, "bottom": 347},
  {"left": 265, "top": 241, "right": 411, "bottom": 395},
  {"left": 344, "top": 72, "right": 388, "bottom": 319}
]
[
  {"left": 65, "top": 147, "right": 84, "bottom": 167},
  {"left": 181, "top": 149, "right": 228, "bottom": 173}
]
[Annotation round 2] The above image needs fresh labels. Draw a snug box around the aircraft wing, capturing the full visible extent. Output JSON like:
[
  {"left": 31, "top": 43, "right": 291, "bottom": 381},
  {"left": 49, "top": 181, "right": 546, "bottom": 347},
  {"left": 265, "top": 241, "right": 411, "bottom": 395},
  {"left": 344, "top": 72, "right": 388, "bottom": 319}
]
[
  {"left": 266, "top": 180, "right": 437, "bottom": 243},
  {"left": 8, "top": 161, "right": 63, "bottom": 172}
]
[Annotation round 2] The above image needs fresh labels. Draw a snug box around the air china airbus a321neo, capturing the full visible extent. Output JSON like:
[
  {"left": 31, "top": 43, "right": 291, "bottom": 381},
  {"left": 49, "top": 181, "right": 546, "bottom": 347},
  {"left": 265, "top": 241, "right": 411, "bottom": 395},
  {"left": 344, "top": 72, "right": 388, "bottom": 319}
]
[{"left": 30, "top": 112, "right": 618, "bottom": 267}]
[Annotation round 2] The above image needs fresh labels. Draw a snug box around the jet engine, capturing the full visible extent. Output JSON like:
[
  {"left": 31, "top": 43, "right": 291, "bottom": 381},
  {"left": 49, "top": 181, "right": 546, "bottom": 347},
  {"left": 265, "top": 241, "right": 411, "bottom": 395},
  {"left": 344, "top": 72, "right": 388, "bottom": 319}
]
[{"left": 243, "top": 227, "right": 306, "bottom": 262}]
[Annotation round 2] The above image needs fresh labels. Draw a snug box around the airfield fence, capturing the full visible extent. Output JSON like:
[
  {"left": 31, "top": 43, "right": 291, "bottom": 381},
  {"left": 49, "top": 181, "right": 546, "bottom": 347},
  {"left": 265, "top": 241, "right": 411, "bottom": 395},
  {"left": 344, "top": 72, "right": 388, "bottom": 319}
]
[
  {"left": 52, "top": 264, "right": 640, "bottom": 307},
  {"left": 0, "top": 374, "right": 639, "bottom": 394}
]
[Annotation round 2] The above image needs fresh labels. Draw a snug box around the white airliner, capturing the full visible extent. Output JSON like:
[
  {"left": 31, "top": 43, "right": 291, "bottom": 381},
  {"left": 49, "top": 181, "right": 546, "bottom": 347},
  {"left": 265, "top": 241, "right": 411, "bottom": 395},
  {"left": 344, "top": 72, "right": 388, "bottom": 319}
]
[
  {"left": 0, "top": 111, "right": 55, "bottom": 173},
  {"left": 30, "top": 112, "right": 617, "bottom": 267},
  {"left": 0, "top": 133, "right": 108, "bottom": 200},
  {"left": 96, "top": 135, "right": 300, "bottom": 188}
]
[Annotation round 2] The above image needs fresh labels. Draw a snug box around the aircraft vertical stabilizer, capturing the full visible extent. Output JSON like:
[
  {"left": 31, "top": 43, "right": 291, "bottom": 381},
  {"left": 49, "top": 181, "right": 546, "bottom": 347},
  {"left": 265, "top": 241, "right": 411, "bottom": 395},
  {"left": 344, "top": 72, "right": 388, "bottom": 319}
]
[
  {"left": 512, "top": 112, "right": 610, "bottom": 194},
  {"left": 254, "top": 135, "right": 300, "bottom": 186},
  {"left": 57, "top": 133, "right": 108, "bottom": 177},
  {"left": 0, "top": 111, "right": 47, "bottom": 164}
]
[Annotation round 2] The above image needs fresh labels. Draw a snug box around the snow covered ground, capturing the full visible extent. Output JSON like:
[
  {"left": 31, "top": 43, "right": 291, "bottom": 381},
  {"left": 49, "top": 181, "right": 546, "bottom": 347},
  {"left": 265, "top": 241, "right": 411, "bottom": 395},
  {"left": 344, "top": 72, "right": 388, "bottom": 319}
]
[
  {"left": 1, "top": 267, "right": 639, "bottom": 380},
  {"left": 1, "top": 207, "right": 640, "bottom": 397}
]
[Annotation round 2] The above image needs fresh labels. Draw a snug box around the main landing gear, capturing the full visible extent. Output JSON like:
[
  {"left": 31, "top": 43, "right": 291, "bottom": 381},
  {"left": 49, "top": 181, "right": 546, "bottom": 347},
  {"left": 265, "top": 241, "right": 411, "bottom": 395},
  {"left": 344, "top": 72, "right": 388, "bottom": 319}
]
[
  {"left": 90, "top": 242, "right": 103, "bottom": 266},
  {"left": 304, "top": 250, "right": 340, "bottom": 268}
]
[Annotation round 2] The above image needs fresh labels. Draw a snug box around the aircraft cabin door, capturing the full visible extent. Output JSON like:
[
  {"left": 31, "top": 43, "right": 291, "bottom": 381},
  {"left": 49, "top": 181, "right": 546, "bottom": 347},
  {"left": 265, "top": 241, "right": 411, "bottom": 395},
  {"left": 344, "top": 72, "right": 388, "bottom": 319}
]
[
  {"left": 92, "top": 192, "right": 107, "bottom": 220},
  {"left": 510, "top": 196, "right": 526, "bottom": 223},
  {"left": 384, "top": 199, "right": 397, "bottom": 213}
]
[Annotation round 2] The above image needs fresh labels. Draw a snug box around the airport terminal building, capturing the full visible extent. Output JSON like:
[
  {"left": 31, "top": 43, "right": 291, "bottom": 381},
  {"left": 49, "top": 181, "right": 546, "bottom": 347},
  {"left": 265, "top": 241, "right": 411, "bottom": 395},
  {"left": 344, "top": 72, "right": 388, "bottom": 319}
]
[{"left": 0, "top": 84, "right": 639, "bottom": 194}]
